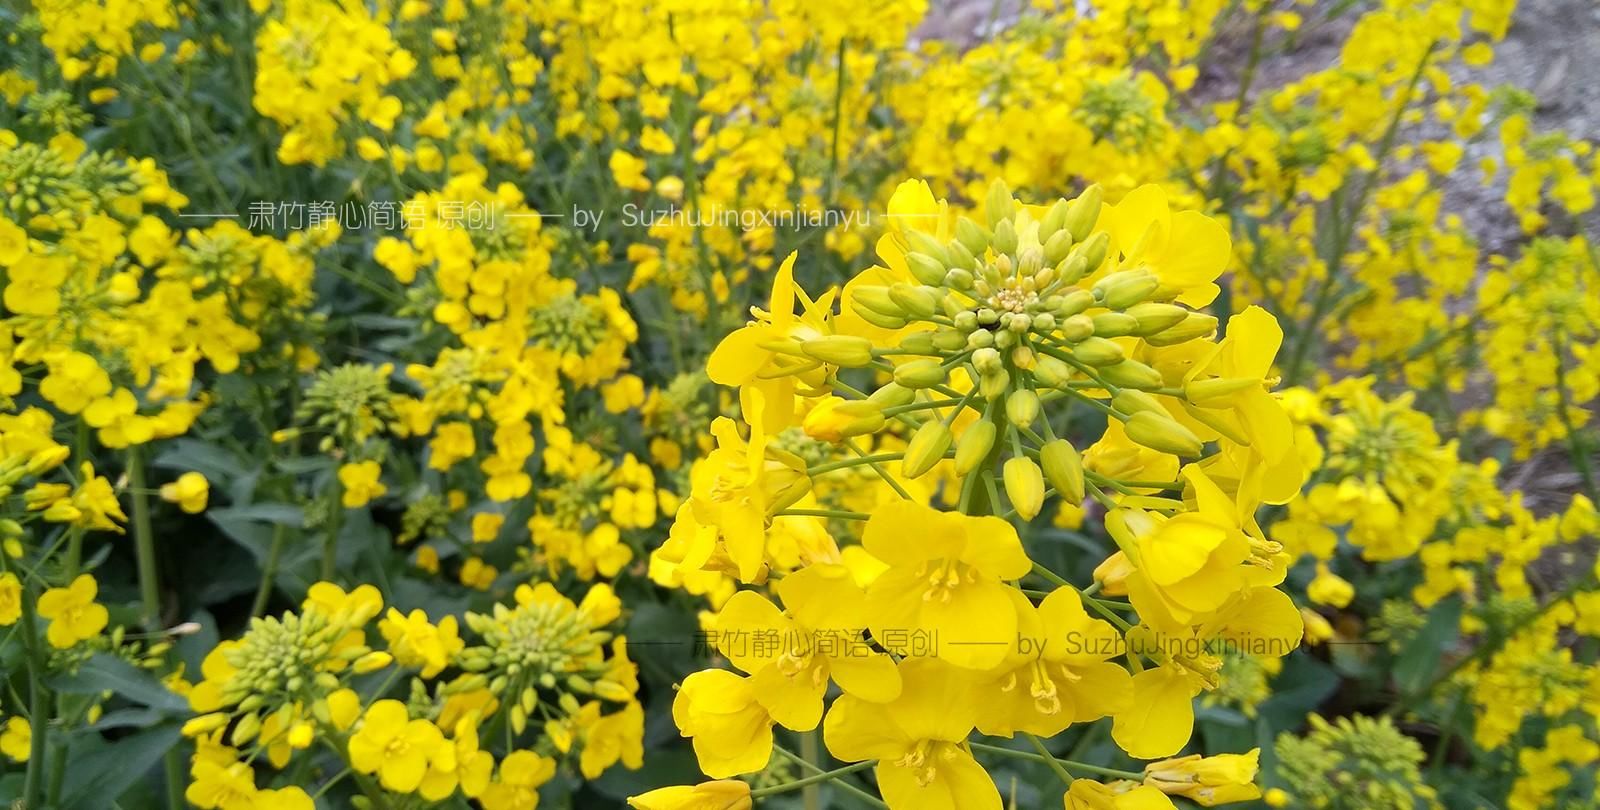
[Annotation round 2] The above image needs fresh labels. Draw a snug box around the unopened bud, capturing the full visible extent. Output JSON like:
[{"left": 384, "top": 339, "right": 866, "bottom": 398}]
[
  {"left": 1055, "top": 289, "right": 1095, "bottom": 318},
  {"left": 1094, "top": 270, "right": 1160, "bottom": 309},
  {"left": 1185, "top": 377, "right": 1260, "bottom": 403},
  {"left": 802, "top": 335, "right": 874, "bottom": 367},
  {"left": 905, "top": 252, "right": 949, "bottom": 287},
  {"left": 1072, "top": 336, "right": 1125, "bottom": 366},
  {"left": 1040, "top": 198, "right": 1071, "bottom": 238},
  {"left": 1090, "top": 312, "right": 1139, "bottom": 337},
  {"left": 1073, "top": 231, "right": 1110, "bottom": 275},
  {"left": 956, "top": 216, "right": 990, "bottom": 256},
  {"left": 1034, "top": 355, "right": 1073, "bottom": 388},
  {"left": 1125, "top": 302, "right": 1189, "bottom": 335},
  {"left": 889, "top": 283, "right": 941, "bottom": 318},
  {"left": 1006, "top": 390, "right": 1040, "bottom": 427},
  {"left": 1124, "top": 411, "right": 1204, "bottom": 457},
  {"left": 1063, "top": 185, "right": 1103, "bottom": 242},
  {"left": 803, "top": 399, "right": 886, "bottom": 443},
  {"left": 851, "top": 285, "right": 899, "bottom": 317},
  {"left": 902, "top": 421, "right": 953, "bottom": 478},
  {"left": 1003, "top": 457, "right": 1045, "bottom": 520},
  {"left": 1146, "top": 313, "right": 1218, "bottom": 346},
  {"left": 985, "top": 180, "right": 1014, "bottom": 229},
  {"left": 980, "top": 368, "right": 1011, "bottom": 399},
  {"left": 1099, "top": 359, "right": 1163, "bottom": 390},
  {"left": 972, "top": 347, "right": 1003, "bottom": 374},
  {"left": 954, "top": 420, "right": 997, "bottom": 474},
  {"left": 868, "top": 382, "right": 916, "bottom": 409},
  {"left": 992, "top": 218, "right": 1018, "bottom": 256},
  {"left": 1040, "top": 440, "right": 1085, "bottom": 504},
  {"left": 1111, "top": 389, "right": 1165, "bottom": 416}
]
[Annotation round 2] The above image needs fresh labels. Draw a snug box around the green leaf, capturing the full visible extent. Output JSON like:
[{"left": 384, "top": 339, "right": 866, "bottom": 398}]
[
  {"left": 48, "top": 653, "right": 189, "bottom": 714},
  {"left": 61, "top": 722, "right": 183, "bottom": 810},
  {"left": 209, "top": 503, "right": 305, "bottom": 528},
  {"left": 1394, "top": 596, "right": 1463, "bottom": 696}
]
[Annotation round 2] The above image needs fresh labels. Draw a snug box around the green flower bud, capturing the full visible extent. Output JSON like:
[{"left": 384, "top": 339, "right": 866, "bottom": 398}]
[
  {"left": 1055, "top": 289, "right": 1096, "bottom": 318},
  {"left": 985, "top": 179, "right": 1014, "bottom": 229},
  {"left": 1034, "top": 355, "right": 1073, "bottom": 388},
  {"left": 903, "top": 421, "right": 953, "bottom": 478},
  {"left": 1185, "top": 376, "right": 1260, "bottom": 403},
  {"left": 953, "top": 311, "right": 979, "bottom": 332},
  {"left": 1006, "top": 389, "right": 1040, "bottom": 427},
  {"left": 1073, "top": 336, "right": 1125, "bottom": 366},
  {"left": 1059, "top": 314, "right": 1095, "bottom": 342},
  {"left": 992, "top": 218, "right": 1018, "bottom": 256},
  {"left": 869, "top": 382, "right": 917, "bottom": 408},
  {"left": 1040, "top": 439, "right": 1085, "bottom": 504},
  {"left": 1043, "top": 228, "right": 1075, "bottom": 265},
  {"left": 1099, "top": 359, "right": 1164, "bottom": 390},
  {"left": 1056, "top": 253, "right": 1089, "bottom": 285},
  {"left": 955, "top": 420, "right": 997, "bottom": 474},
  {"left": 1146, "top": 312, "right": 1218, "bottom": 346},
  {"left": 893, "top": 359, "right": 947, "bottom": 389},
  {"left": 1040, "top": 198, "right": 1071, "bottom": 238},
  {"left": 855, "top": 307, "right": 909, "bottom": 330},
  {"left": 956, "top": 216, "right": 990, "bottom": 256},
  {"left": 1074, "top": 230, "right": 1110, "bottom": 275},
  {"left": 947, "top": 239, "right": 979, "bottom": 272},
  {"left": 905, "top": 252, "right": 949, "bottom": 287},
  {"left": 889, "top": 283, "right": 941, "bottom": 318},
  {"left": 945, "top": 267, "right": 975, "bottom": 289},
  {"left": 1003, "top": 456, "right": 1045, "bottom": 520},
  {"left": 980, "top": 368, "right": 1011, "bottom": 399},
  {"left": 972, "top": 347, "right": 1003, "bottom": 374},
  {"left": 1094, "top": 270, "right": 1159, "bottom": 309},
  {"left": 231, "top": 712, "right": 262, "bottom": 746},
  {"left": 907, "top": 229, "right": 953, "bottom": 266},
  {"left": 802, "top": 335, "right": 874, "bottom": 367},
  {"left": 1091, "top": 312, "right": 1139, "bottom": 337},
  {"left": 1125, "top": 302, "right": 1189, "bottom": 335},
  {"left": 1124, "top": 411, "right": 1204, "bottom": 457},
  {"left": 1111, "top": 389, "right": 1164, "bottom": 416},
  {"left": 851, "top": 284, "right": 900, "bottom": 317},
  {"left": 966, "top": 329, "right": 994, "bottom": 349},
  {"left": 1063, "top": 184, "right": 1103, "bottom": 242},
  {"left": 898, "top": 332, "right": 937, "bottom": 355}
]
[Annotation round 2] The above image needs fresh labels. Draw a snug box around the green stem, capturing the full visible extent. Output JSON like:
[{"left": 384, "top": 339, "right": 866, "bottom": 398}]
[
  {"left": 126, "top": 447, "right": 162, "bottom": 629},
  {"left": 322, "top": 481, "right": 345, "bottom": 583},
  {"left": 807, "top": 453, "right": 902, "bottom": 474},
  {"left": 773, "top": 745, "right": 887, "bottom": 809},
  {"left": 1025, "top": 733, "right": 1076, "bottom": 786},
  {"left": 801, "top": 730, "right": 823, "bottom": 810},
  {"left": 750, "top": 760, "right": 875, "bottom": 799},
  {"left": 845, "top": 438, "right": 912, "bottom": 500},
  {"left": 7, "top": 550, "right": 51, "bottom": 808},
  {"left": 251, "top": 522, "right": 288, "bottom": 617},
  {"left": 968, "top": 741, "right": 1144, "bottom": 781}
]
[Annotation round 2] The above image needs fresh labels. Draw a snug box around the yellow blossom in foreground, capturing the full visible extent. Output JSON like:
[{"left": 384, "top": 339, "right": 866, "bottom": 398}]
[
  {"left": 37, "top": 573, "right": 109, "bottom": 648},
  {"left": 160, "top": 471, "right": 210, "bottom": 513},
  {"left": 338, "top": 460, "right": 387, "bottom": 507},
  {"left": 629, "top": 780, "right": 752, "bottom": 810}
]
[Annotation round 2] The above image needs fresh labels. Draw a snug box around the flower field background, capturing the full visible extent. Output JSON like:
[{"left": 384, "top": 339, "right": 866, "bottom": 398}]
[{"left": 2, "top": 0, "right": 1599, "bottom": 808}]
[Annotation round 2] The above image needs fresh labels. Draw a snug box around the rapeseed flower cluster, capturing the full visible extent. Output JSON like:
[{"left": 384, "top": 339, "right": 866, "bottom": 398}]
[{"left": 1, "top": 0, "right": 1598, "bottom": 807}]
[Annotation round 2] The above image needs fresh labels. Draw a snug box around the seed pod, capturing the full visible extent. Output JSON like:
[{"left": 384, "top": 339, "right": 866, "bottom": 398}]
[
  {"left": 1091, "top": 312, "right": 1139, "bottom": 337},
  {"left": 1003, "top": 456, "right": 1045, "bottom": 520},
  {"left": 889, "top": 283, "right": 941, "bottom": 318},
  {"left": 955, "top": 419, "right": 998, "bottom": 474},
  {"left": 903, "top": 421, "right": 953, "bottom": 478},
  {"left": 1099, "top": 359, "right": 1164, "bottom": 391},
  {"left": 894, "top": 358, "right": 946, "bottom": 389},
  {"left": 1073, "top": 336, "right": 1125, "bottom": 366},
  {"left": 1124, "top": 411, "right": 1204, "bottom": 457},
  {"left": 1040, "top": 439, "right": 1085, "bottom": 504},
  {"left": 905, "top": 252, "right": 949, "bottom": 286},
  {"left": 1006, "top": 389, "right": 1040, "bottom": 427},
  {"left": 802, "top": 335, "right": 874, "bottom": 367},
  {"left": 1063, "top": 184, "right": 1103, "bottom": 242}
]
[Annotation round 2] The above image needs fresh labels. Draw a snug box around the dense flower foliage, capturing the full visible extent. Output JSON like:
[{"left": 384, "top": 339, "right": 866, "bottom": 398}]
[{"left": 2, "top": 0, "right": 1598, "bottom": 808}]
